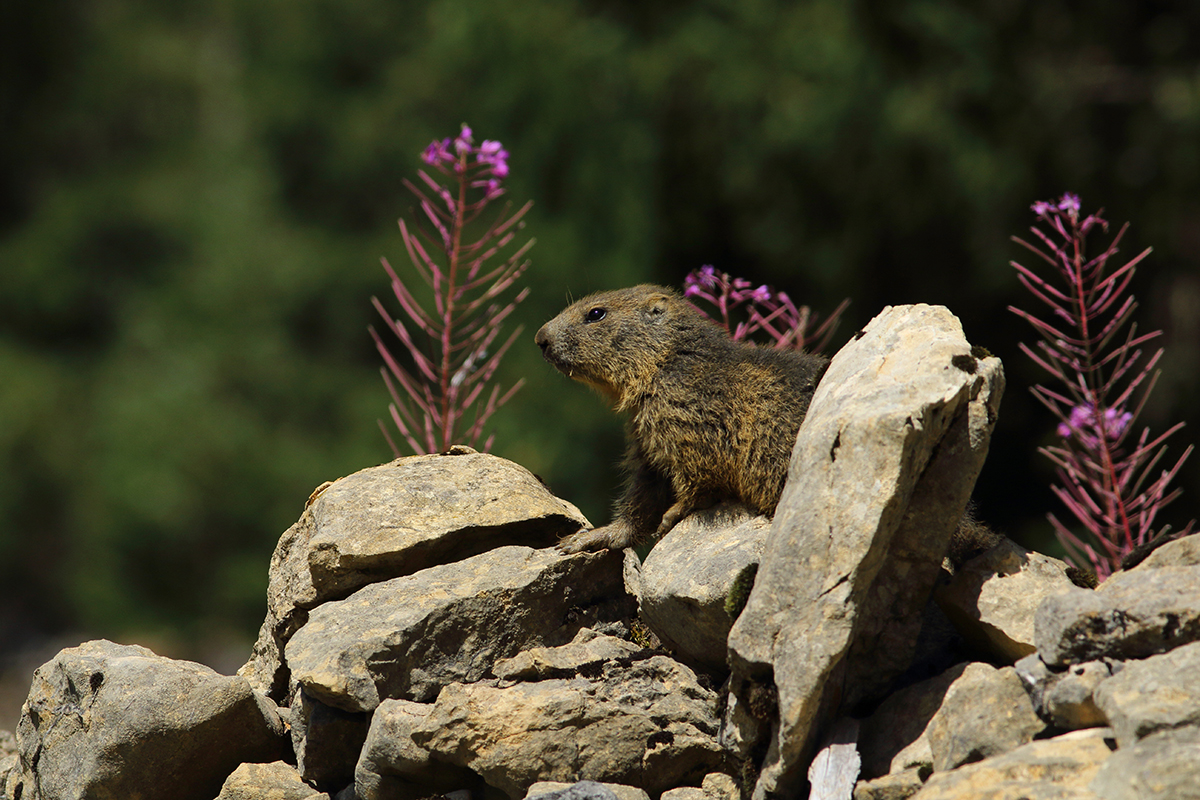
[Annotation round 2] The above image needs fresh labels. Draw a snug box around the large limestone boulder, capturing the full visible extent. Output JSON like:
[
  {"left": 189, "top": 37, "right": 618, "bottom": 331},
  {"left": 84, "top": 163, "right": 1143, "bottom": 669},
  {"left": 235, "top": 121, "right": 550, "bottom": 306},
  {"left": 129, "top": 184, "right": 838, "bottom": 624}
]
[
  {"left": 285, "top": 545, "right": 633, "bottom": 713},
  {"left": 355, "top": 634, "right": 724, "bottom": 799},
  {"left": 727, "top": 304, "right": 1004, "bottom": 799},
  {"left": 11, "top": 640, "right": 288, "bottom": 800},
  {"left": 240, "top": 450, "right": 590, "bottom": 699}
]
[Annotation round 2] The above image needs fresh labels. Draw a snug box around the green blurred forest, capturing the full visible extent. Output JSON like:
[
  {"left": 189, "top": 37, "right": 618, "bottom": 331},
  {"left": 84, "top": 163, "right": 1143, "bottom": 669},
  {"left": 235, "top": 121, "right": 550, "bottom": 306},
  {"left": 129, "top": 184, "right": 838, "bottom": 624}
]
[{"left": 2, "top": 0, "right": 1200, "bottom": 670}]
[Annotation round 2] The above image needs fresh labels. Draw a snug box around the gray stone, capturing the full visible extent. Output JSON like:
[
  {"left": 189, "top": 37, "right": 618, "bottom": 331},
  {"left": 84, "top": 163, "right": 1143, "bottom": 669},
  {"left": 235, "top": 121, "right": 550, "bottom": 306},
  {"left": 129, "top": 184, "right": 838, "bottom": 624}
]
[
  {"left": 639, "top": 503, "right": 770, "bottom": 670},
  {"left": 11, "top": 640, "right": 288, "bottom": 800},
  {"left": 1129, "top": 533, "right": 1200, "bottom": 571},
  {"left": 1035, "top": 566, "right": 1200, "bottom": 667},
  {"left": 357, "top": 652, "right": 722, "bottom": 799},
  {"left": 1089, "top": 726, "right": 1200, "bottom": 800},
  {"left": 286, "top": 545, "right": 633, "bottom": 712},
  {"left": 909, "top": 728, "right": 1114, "bottom": 800},
  {"left": 215, "top": 761, "right": 330, "bottom": 800},
  {"left": 289, "top": 687, "right": 370, "bottom": 790},
  {"left": 527, "top": 781, "right": 646, "bottom": 800},
  {"left": 1014, "top": 654, "right": 1115, "bottom": 730},
  {"left": 926, "top": 663, "right": 1045, "bottom": 772},
  {"left": 727, "top": 305, "right": 1003, "bottom": 800},
  {"left": 853, "top": 768, "right": 927, "bottom": 800},
  {"left": 240, "top": 451, "right": 590, "bottom": 699},
  {"left": 934, "top": 538, "right": 1075, "bottom": 663},
  {"left": 1093, "top": 639, "right": 1200, "bottom": 747},
  {"left": 0, "top": 729, "right": 16, "bottom": 800},
  {"left": 859, "top": 663, "right": 969, "bottom": 779}
]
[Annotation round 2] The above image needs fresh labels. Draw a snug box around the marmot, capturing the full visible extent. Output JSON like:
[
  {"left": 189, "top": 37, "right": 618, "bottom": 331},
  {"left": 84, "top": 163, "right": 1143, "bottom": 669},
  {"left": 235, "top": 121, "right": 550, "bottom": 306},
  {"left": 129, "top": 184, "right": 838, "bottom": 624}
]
[{"left": 535, "top": 284, "right": 828, "bottom": 553}]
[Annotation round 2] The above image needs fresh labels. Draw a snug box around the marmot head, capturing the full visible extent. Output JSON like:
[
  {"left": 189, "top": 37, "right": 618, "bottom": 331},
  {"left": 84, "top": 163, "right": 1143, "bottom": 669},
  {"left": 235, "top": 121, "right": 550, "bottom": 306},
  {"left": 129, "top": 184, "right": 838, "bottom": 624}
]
[{"left": 535, "top": 285, "right": 707, "bottom": 408}]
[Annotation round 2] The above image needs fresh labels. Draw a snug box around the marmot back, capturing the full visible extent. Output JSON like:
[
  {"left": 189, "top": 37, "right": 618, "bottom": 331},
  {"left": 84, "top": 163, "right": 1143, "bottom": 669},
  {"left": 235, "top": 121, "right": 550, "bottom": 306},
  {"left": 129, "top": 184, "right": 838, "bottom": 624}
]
[{"left": 535, "top": 284, "right": 828, "bottom": 552}]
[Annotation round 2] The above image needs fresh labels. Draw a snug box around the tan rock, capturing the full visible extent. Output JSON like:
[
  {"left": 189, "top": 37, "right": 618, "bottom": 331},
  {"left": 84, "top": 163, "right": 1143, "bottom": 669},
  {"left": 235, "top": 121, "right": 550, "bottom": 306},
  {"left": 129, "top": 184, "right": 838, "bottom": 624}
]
[
  {"left": 728, "top": 304, "right": 1003, "bottom": 800},
  {"left": 910, "top": 729, "right": 1114, "bottom": 800},
  {"left": 934, "top": 538, "right": 1075, "bottom": 663},
  {"left": 215, "top": 761, "right": 329, "bottom": 800}
]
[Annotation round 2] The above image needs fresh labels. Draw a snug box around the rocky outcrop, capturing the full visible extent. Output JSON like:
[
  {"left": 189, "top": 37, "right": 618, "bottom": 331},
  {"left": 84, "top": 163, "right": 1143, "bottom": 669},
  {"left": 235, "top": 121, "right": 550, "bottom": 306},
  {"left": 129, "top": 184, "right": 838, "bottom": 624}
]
[
  {"left": 6, "top": 304, "right": 1200, "bottom": 800},
  {"left": 240, "top": 450, "right": 590, "bottom": 700}
]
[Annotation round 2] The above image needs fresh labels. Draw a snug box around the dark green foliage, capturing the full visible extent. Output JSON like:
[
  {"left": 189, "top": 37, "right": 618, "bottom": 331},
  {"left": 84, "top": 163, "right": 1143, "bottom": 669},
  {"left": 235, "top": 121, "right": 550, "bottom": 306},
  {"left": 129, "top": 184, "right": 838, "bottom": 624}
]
[
  {"left": 725, "top": 563, "right": 759, "bottom": 622},
  {"left": 1, "top": 0, "right": 1199, "bottom": 654}
]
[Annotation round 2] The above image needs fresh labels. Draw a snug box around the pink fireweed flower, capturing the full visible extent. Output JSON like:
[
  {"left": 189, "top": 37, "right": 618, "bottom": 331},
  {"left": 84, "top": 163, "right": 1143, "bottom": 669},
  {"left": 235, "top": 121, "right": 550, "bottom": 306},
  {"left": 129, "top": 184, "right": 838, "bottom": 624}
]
[{"left": 1057, "top": 404, "right": 1133, "bottom": 447}]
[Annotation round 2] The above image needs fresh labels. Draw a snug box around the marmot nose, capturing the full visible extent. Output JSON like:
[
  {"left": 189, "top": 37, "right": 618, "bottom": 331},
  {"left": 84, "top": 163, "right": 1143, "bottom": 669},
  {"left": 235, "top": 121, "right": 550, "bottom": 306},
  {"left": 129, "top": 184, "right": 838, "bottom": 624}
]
[{"left": 534, "top": 326, "right": 550, "bottom": 351}]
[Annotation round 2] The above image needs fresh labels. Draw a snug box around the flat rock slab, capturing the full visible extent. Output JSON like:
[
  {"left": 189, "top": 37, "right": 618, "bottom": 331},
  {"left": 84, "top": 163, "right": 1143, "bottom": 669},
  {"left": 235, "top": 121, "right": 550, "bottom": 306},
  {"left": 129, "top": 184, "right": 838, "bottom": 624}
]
[
  {"left": 1093, "top": 639, "right": 1200, "bottom": 747},
  {"left": 357, "top": 653, "right": 722, "bottom": 799},
  {"left": 286, "top": 546, "right": 632, "bottom": 712},
  {"left": 910, "top": 729, "right": 1114, "bottom": 800},
  {"left": 638, "top": 503, "right": 770, "bottom": 670},
  {"left": 12, "top": 640, "right": 288, "bottom": 800},
  {"left": 1035, "top": 565, "right": 1200, "bottom": 667},
  {"left": 727, "top": 304, "right": 1003, "bottom": 799}
]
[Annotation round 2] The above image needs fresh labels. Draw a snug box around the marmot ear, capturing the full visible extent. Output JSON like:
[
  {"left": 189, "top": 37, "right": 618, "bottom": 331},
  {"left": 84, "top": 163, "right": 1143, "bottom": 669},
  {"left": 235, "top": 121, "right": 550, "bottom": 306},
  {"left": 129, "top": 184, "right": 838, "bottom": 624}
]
[{"left": 642, "top": 294, "right": 670, "bottom": 323}]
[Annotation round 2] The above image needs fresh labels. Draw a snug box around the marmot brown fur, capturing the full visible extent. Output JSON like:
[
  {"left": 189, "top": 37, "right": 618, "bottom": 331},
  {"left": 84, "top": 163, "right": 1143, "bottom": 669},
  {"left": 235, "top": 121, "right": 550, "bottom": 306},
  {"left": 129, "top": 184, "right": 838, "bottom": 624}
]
[{"left": 535, "top": 284, "right": 828, "bottom": 553}]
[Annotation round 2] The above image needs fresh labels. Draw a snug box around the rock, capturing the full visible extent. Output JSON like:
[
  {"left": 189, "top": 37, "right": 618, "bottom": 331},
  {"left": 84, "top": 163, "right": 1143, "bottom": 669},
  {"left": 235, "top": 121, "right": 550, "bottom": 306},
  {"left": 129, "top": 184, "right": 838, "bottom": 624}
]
[
  {"left": 1092, "top": 639, "right": 1200, "bottom": 747},
  {"left": 853, "top": 768, "right": 927, "bottom": 800},
  {"left": 909, "top": 728, "right": 1114, "bottom": 800},
  {"left": 286, "top": 545, "right": 634, "bottom": 712},
  {"left": 638, "top": 503, "right": 770, "bottom": 671},
  {"left": 356, "top": 651, "right": 723, "bottom": 799},
  {"left": 1014, "top": 654, "right": 1116, "bottom": 730},
  {"left": 859, "top": 663, "right": 969, "bottom": 779},
  {"left": 925, "top": 663, "right": 1045, "bottom": 772},
  {"left": 0, "top": 729, "right": 16, "bottom": 800},
  {"left": 11, "top": 640, "right": 288, "bottom": 800},
  {"left": 494, "top": 628, "right": 646, "bottom": 681},
  {"left": 727, "top": 305, "right": 1003, "bottom": 800},
  {"left": 215, "top": 761, "right": 330, "bottom": 800},
  {"left": 696, "top": 772, "right": 739, "bottom": 800},
  {"left": 934, "top": 538, "right": 1075, "bottom": 663},
  {"left": 1088, "top": 726, "right": 1200, "bottom": 800},
  {"left": 1128, "top": 533, "right": 1200, "bottom": 571},
  {"left": 659, "top": 789, "right": 706, "bottom": 800},
  {"left": 240, "top": 452, "right": 590, "bottom": 699},
  {"left": 289, "top": 687, "right": 370, "bottom": 790},
  {"left": 1035, "top": 565, "right": 1200, "bottom": 667},
  {"left": 527, "top": 781, "right": 648, "bottom": 800}
]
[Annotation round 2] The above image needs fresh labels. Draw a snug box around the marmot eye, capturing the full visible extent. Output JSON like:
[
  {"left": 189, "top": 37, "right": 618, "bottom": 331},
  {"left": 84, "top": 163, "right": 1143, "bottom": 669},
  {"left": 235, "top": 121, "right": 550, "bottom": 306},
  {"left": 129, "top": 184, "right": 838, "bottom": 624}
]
[{"left": 585, "top": 307, "right": 607, "bottom": 323}]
